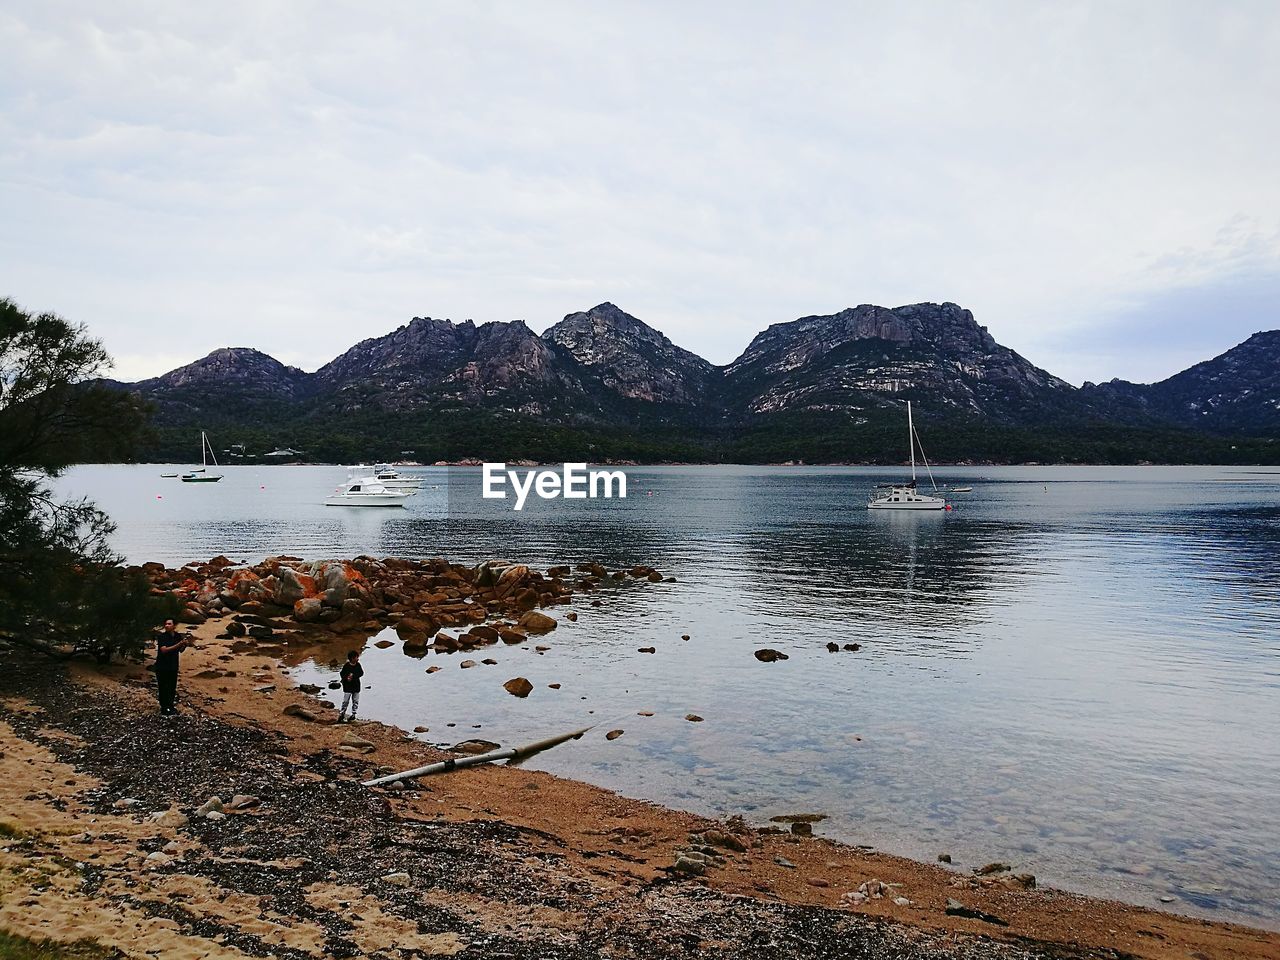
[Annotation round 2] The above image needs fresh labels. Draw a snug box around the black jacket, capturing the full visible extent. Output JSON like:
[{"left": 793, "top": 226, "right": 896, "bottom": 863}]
[{"left": 340, "top": 661, "right": 363, "bottom": 693}]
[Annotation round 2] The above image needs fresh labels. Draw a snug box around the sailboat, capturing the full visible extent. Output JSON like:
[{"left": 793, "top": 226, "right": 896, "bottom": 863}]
[
  {"left": 867, "top": 401, "right": 946, "bottom": 510},
  {"left": 181, "top": 432, "right": 224, "bottom": 483}
]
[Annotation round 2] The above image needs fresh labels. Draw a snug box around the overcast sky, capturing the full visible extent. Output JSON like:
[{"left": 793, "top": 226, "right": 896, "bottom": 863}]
[{"left": 3, "top": 2, "right": 1278, "bottom": 385}]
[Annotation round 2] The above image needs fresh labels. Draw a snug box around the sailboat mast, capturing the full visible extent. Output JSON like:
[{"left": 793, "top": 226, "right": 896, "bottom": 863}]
[
  {"left": 201, "top": 431, "right": 208, "bottom": 469},
  {"left": 907, "top": 401, "right": 916, "bottom": 482}
]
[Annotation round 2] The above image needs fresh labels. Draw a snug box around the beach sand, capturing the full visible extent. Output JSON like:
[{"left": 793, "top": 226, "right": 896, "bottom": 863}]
[{"left": 1, "top": 621, "right": 1276, "bottom": 959}]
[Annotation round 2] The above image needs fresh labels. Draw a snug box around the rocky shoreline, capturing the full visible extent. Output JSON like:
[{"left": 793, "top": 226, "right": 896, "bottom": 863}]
[{"left": 2, "top": 558, "right": 1278, "bottom": 958}]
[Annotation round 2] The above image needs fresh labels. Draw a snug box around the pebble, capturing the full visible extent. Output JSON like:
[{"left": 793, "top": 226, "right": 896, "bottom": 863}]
[
  {"left": 381, "top": 871, "right": 412, "bottom": 886},
  {"left": 774, "top": 856, "right": 796, "bottom": 869},
  {"left": 204, "top": 810, "right": 226, "bottom": 821},
  {"left": 684, "top": 714, "right": 704, "bottom": 722}
]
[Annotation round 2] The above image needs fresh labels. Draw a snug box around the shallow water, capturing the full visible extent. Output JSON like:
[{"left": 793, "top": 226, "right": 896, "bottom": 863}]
[{"left": 57, "top": 464, "right": 1280, "bottom": 926}]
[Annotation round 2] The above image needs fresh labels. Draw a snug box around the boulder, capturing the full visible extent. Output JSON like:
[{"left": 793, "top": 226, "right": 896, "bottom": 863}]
[
  {"left": 498, "top": 628, "right": 527, "bottom": 645},
  {"left": 450, "top": 739, "right": 500, "bottom": 754},
  {"left": 503, "top": 677, "right": 534, "bottom": 698},
  {"left": 517, "top": 611, "right": 557, "bottom": 634},
  {"left": 754, "top": 648, "right": 789, "bottom": 662},
  {"left": 825, "top": 642, "right": 840, "bottom": 652},
  {"left": 272, "top": 567, "right": 312, "bottom": 607},
  {"left": 466, "top": 625, "right": 501, "bottom": 644},
  {"left": 605, "top": 729, "right": 624, "bottom": 741},
  {"left": 282, "top": 704, "right": 318, "bottom": 722},
  {"left": 459, "top": 660, "right": 477, "bottom": 669},
  {"left": 225, "top": 620, "right": 247, "bottom": 637}
]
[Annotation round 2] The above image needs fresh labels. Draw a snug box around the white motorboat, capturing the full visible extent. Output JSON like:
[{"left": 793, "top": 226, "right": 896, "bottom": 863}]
[
  {"left": 347, "top": 464, "right": 423, "bottom": 490},
  {"left": 868, "top": 401, "right": 947, "bottom": 511},
  {"left": 180, "top": 432, "right": 224, "bottom": 482},
  {"left": 325, "top": 477, "right": 413, "bottom": 507}
]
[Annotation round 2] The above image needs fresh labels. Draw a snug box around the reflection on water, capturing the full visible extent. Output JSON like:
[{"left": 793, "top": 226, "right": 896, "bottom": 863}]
[{"left": 56, "top": 464, "right": 1280, "bottom": 927}]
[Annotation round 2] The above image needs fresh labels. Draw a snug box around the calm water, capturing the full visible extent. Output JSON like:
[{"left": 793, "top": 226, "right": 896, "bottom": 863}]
[{"left": 57, "top": 464, "right": 1280, "bottom": 926}]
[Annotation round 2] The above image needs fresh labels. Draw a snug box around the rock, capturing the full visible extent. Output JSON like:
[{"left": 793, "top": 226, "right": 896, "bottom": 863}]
[
  {"left": 1159, "top": 895, "right": 1176, "bottom": 904},
  {"left": 145, "top": 851, "right": 173, "bottom": 868},
  {"left": 517, "top": 611, "right": 557, "bottom": 634},
  {"left": 282, "top": 704, "right": 318, "bottom": 722},
  {"left": 327, "top": 679, "right": 341, "bottom": 689},
  {"left": 459, "top": 659, "right": 477, "bottom": 669},
  {"left": 162, "top": 840, "right": 181, "bottom": 853},
  {"left": 227, "top": 794, "right": 260, "bottom": 810},
  {"left": 672, "top": 856, "right": 705, "bottom": 875},
  {"left": 225, "top": 620, "right": 246, "bottom": 637},
  {"left": 467, "top": 625, "right": 501, "bottom": 644},
  {"left": 893, "top": 896, "right": 913, "bottom": 906},
  {"left": 548, "top": 682, "right": 561, "bottom": 689},
  {"left": 148, "top": 807, "right": 188, "bottom": 828},
  {"left": 112, "top": 798, "right": 141, "bottom": 809},
  {"left": 754, "top": 648, "right": 789, "bottom": 662},
  {"left": 638, "top": 646, "right": 656, "bottom": 654},
  {"left": 565, "top": 612, "right": 578, "bottom": 621},
  {"left": 825, "top": 642, "right": 839, "bottom": 652},
  {"left": 253, "top": 683, "right": 277, "bottom": 694},
  {"left": 937, "top": 853, "right": 952, "bottom": 863},
  {"left": 605, "top": 729, "right": 624, "bottom": 741},
  {"left": 843, "top": 643, "right": 862, "bottom": 652},
  {"left": 498, "top": 628, "right": 527, "bottom": 645},
  {"left": 774, "top": 856, "right": 796, "bottom": 869},
  {"left": 298, "top": 683, "right": 321, "bottom": 694},
  {"left": 637, "top": 710, "right": 654, "bottom": 716},
  {"left": 481, "top": 657, "right": 498, "bottom": 665},
  {"left": 681, "top": 634, "right": 690, "bottom": 640},
  {"left": 195, "top": 796, "right": 224, "bottom": 816},
  {"left": 684, "top": 714, "right": 704, "bottom": 722},
  {"left": 204, "top": 810, "right": 226, "bottom": 822},
  {"left": 790, "top": 821, "right": 812, "bottom": 836},
  {"left": 374, "top": 639, "right": 394, "bottom": 649},
  {"left": 381, "top": 871, "right": 412, "bottom": 887},
  {"left": 291, "top": 599, "right": 322, "bottom": 627},
  {"left": 535, "top": 644, "right": 550, "bottom": 652},
  {"left": 975, "top": 861, "right": 1011, "bottom": 875},
  {"left": 450, "top": 739, "right": 500, "bottom": 755},
  {"left": 247, "top": 624, "right": 273, "bottom": 640},
  {"left": 274, "top": 566, "right": 312, "bottom": 607},
  {"left": 425, "top": 665, "right": 442, "bottom": 674},
  {"left": 194, "top": 669, "right": 222, "bottom": 679},
  {"left": 413, "top": 725, "right": 429, "bottom": 733},
  {"left": 807, "top": 877, "right": 830, "bottom": 888},
  {"left": 503, "top": 677, "right": 534, "bottom": 698},
  {"left": 341, "top": 732, "right": 375, "bottom": 751},
  {"left": 1001, "top": 873, "right": 1037, "bottom": 890},
  {"left": 945, "top": 899, "right": 1008, "bottom": 926}
]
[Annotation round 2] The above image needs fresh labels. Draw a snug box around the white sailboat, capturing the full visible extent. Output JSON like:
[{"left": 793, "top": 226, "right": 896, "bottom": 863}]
[
  {"left": 868, "top": 401, "right": 947, "bottom": 511},
  {"left": 180, "top": 432, "right": 224, "bottom": 483}
]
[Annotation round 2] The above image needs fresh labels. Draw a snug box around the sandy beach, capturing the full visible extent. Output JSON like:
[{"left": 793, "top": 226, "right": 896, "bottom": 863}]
[{"left": 1, "top": 610, "right": 1277, "bottom": 960}]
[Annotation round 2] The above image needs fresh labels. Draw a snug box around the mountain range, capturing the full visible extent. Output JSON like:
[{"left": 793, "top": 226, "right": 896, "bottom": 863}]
[{"left": 103, "top": 302, "right": 1280, "bottom": 464}]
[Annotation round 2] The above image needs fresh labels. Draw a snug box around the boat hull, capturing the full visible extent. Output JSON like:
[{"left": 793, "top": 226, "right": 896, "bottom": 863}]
[
  {"left": 181, "top": 476, "right": 222, "bottom": 483},
  {"left": 324, "top": 494, "right": 408, "bottom": 507},
  {"left": 868, "top": 499, "right": 945, "bottom": 510}
]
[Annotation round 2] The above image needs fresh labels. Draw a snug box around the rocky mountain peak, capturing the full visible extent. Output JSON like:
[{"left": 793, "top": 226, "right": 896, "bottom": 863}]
[{"left": 545, "top": 303, "right": 715, "bottom": 404}]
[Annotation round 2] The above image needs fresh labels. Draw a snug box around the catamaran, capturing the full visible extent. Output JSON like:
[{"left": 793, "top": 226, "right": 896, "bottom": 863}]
[
  {"left": 181, "top": 432, "right": 224, "bottom": 483},
  {"left": 868, "top": 401, "right": 946, "bottom": 510}
]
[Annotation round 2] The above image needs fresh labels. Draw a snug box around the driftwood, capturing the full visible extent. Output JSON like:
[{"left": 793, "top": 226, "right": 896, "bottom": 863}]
[{"left": 362, "top": 724, "right": 594, "bottom": 787}]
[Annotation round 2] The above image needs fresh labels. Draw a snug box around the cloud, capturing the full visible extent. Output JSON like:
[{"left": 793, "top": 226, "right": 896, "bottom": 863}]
[{"left": 1, "top": 1, "right": 1278, "bottom": 383}]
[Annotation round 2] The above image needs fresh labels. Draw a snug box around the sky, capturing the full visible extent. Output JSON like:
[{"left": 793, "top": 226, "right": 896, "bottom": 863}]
[{"left": 2, "top": 1, "right": 1278, "bottom": 386}]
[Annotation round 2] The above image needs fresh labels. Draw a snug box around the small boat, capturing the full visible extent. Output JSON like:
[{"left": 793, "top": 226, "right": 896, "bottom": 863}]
[
  {"left": 950, "top": 486, "right": 973, "bottom": 493},
  {"left": 325, "top": 477, "right": 413, "bottom": 507},
  {"left": 181, "top": 432, "right": 223, "bottom": 482},
  {"left": 868, "top": 401, "right": 946, "bottom": 511},
  {"left": 347, "top": 464, "right": 423, "bottom": 491}
]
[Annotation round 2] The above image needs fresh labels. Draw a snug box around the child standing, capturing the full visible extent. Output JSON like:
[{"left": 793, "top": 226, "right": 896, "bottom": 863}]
[{"left": 338, "top": 650, "right": 364, "bottom": 723}]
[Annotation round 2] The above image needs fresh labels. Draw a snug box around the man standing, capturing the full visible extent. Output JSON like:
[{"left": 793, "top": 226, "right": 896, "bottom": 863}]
[
  {"left": 338, "top": 650, "right": 363, "bottom": 723},
  {"left": 155, "top": 618, "right": 188, "bottom": 715}
]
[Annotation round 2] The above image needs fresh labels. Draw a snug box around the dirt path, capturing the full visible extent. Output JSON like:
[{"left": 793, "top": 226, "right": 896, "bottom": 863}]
[{"left": 0, "top": 629, "right": 1276, "bottom": 959}]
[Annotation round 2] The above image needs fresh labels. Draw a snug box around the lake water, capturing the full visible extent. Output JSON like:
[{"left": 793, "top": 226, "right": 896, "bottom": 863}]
[{"left": 56, "top": 464, "right": 1280, "bottom": 927}]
